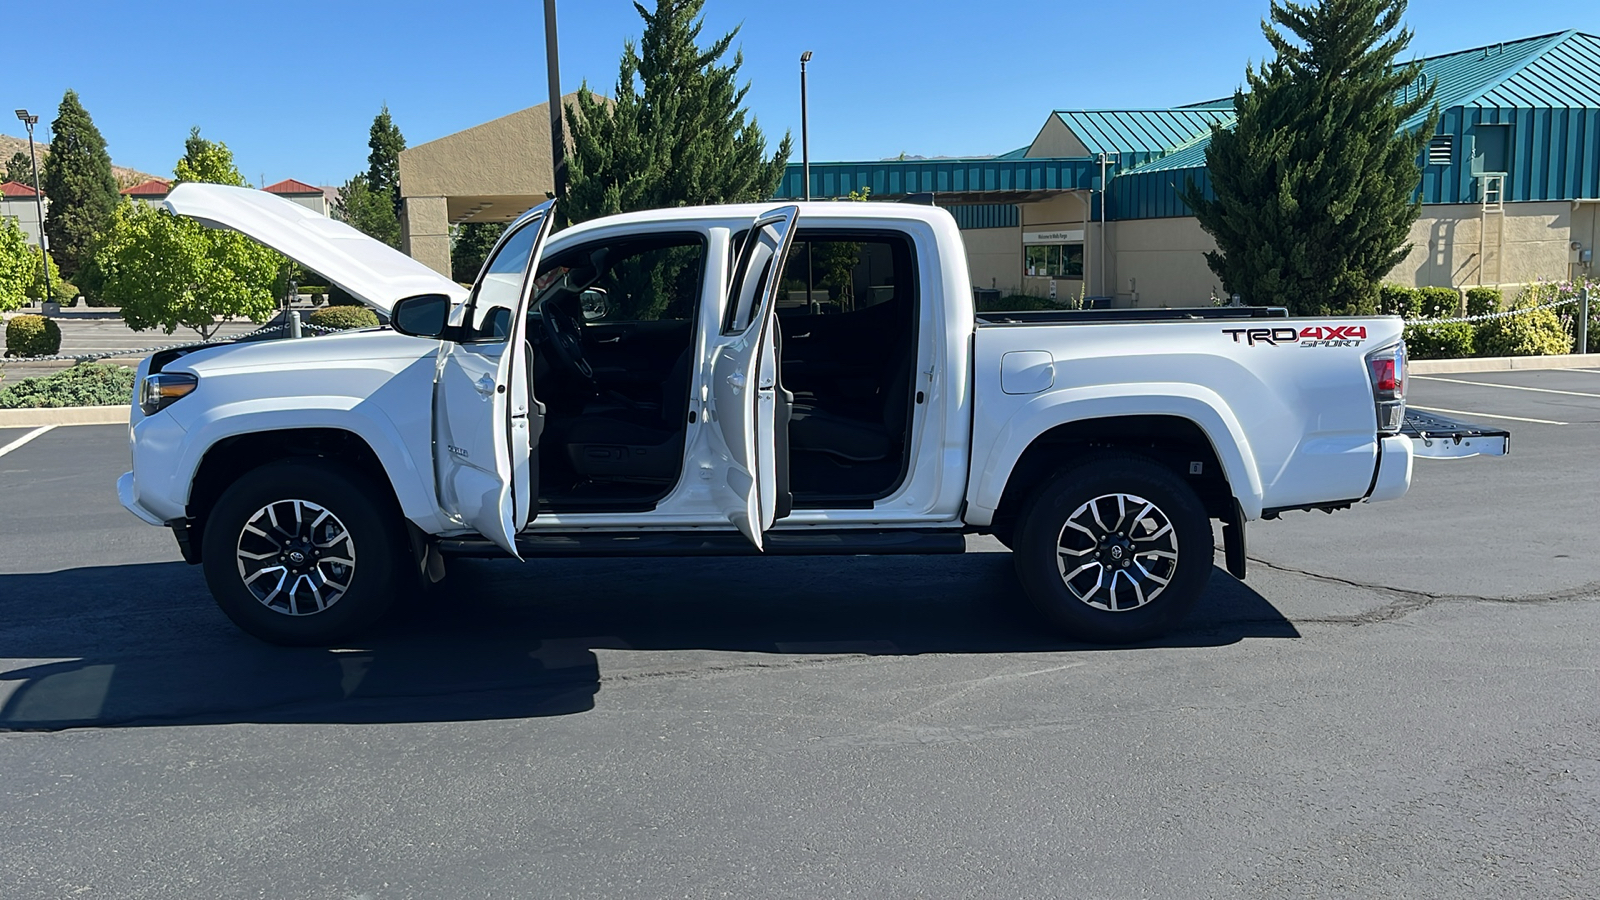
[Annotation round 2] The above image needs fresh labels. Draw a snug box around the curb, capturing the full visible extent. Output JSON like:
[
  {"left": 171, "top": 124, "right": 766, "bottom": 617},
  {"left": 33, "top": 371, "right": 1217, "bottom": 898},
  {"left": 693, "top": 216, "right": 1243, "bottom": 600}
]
[
  {"left": 1409, "top": 353, "right": 1599, "bottom": 374},
  {"left": 0, "top": 406, "right": 130, "bottom": 427}
]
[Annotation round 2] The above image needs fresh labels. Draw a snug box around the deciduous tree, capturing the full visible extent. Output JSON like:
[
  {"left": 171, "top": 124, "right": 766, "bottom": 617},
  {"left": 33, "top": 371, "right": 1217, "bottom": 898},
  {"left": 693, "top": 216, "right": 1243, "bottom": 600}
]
[
  {"left": 564, "top": 0, "right": 791, "bottom": 226},
  {"left": 1183, "top": 0, "right": 1436, "bottom": 315},
  {"left": 41, "top": 90, "right": 120, "bottom": 279},
  {"left": 0, "top": 218, "right": 32, "bottom": 311},
  {"left": 334, "top": 173, "right": 400, "bottom": 248}
]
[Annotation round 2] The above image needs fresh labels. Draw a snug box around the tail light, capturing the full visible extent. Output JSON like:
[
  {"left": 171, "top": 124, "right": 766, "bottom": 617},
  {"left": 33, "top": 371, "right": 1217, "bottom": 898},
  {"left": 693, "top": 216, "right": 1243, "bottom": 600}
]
[{"left": 1366, "top": 341, "right": 1406, "bottom": 434}]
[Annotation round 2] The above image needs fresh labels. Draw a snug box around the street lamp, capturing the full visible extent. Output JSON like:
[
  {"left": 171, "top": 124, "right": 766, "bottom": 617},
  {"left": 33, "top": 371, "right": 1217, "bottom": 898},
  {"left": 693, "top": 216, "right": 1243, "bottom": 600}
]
[
  {"left": 799, "top": 51, "right": 813, "bottom": 201},
  {"left": 13, "top": 108, "right": 51, "bottom": 307}
]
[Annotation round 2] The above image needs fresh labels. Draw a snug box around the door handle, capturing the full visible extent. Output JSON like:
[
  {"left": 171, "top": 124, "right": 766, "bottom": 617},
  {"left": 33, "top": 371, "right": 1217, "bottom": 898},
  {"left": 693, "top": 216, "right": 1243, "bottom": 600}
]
[
  {"left": 595, "top": 336, "right": 622, "bottom": 344},
  {"left": 475, "top": 374, "right": 496, "bottom": 396},
  {"left": 726, "top": 371, "right": 746, "bottom": 392}
]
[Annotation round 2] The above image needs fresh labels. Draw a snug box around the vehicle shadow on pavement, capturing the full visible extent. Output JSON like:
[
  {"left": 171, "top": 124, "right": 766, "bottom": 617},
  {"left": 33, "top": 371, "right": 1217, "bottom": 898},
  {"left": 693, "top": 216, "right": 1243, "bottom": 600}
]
[{"left": 0, "top": 556, "right": 1294, "bottom": 731}]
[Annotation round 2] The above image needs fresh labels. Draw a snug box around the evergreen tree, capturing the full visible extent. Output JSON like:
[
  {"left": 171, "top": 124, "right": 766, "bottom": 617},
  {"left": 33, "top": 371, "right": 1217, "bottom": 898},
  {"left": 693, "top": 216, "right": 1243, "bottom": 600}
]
[
  {"left": 366, "top": 104, "right": 406, "bottom": 218},
  {"left": 334, "top": 174, "right": 401, "bottom": 248},
  {"left": 450, "top": 222, "right": 506, "bottom": 282},
  {"left": 41, "top": 90, "right": 120, "bottom": 279},
  {"left": 5, "top": 152, "right": 35, "bottom": 186},
  {"left": 1183, "top": 0, "right": 1436, "bottom": 316},
  {"left": 174, "top": 127, "right": 248, "bottom": 186},
  {"left": 564, "top": 0, "right": 792, "bottom": 226}
]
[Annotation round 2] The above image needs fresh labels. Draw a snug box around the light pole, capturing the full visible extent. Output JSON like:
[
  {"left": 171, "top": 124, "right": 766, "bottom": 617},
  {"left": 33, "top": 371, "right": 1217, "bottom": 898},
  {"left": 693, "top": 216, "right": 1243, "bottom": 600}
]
[
  {"left": 13, "top": 108, "right": 51, "bottom": 307},
  {"left": 799, "top": 51, "right": 813, "bottom": 201},
  {"left": 543, "top": 0, "right": 567, "bottom": 213}
]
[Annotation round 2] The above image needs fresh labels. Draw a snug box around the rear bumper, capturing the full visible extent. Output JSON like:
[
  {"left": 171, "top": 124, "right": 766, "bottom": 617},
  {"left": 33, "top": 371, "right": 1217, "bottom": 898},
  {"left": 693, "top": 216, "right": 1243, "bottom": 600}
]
[{"left": 1365, "top": 434, "right": 1413, "bottom": 503}]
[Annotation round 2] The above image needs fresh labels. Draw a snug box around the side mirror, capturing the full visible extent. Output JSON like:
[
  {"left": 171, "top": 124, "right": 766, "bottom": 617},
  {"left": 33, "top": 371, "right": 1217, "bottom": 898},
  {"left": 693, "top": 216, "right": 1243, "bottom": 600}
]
[
  {"left": 580, "top": 287, "right": 610, "bottom": 320},
  {"left": 391, "top": 293, "right": 454, "bottom": 339}
]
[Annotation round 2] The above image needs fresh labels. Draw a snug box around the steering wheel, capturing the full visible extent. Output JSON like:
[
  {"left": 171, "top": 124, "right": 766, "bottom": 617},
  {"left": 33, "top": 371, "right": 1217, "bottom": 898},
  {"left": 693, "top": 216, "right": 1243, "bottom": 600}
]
[{"left": 541, "top": 300, "right": 596, "bottom": 387}]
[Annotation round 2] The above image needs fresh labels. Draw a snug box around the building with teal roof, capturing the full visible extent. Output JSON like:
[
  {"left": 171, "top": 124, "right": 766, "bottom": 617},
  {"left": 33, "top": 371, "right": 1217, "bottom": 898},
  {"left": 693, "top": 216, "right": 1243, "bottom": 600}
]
[{"left": 778, "top": 30, "right": 1600, "bottom": 306}]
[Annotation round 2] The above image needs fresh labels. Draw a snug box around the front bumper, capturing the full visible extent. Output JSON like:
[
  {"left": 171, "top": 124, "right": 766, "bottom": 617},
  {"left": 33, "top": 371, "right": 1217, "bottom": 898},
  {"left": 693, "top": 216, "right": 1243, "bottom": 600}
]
[{"left": 118, "top": 471, "right": 166, "bottom": 526}]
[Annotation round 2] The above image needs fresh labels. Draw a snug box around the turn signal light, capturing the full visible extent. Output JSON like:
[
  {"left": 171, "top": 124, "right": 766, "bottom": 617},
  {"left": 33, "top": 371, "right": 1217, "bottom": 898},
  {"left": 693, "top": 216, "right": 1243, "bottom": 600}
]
[{"left": 140, "top": 372, "right": 199, "bottom": 416}]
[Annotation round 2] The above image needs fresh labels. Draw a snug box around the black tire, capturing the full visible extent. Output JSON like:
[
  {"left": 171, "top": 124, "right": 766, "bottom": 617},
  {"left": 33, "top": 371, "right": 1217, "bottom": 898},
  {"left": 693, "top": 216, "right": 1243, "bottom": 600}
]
[
  {"left": 1013, "top": 456, "right": 1211, "bottom": 644},
  {"left": 201, "top": 459, "right": 406, "bottom": 646}
]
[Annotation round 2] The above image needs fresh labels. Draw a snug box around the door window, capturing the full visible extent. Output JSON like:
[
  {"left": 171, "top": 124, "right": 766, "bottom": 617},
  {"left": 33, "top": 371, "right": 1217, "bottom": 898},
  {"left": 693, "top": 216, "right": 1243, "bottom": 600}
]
[{"left": 466, "top": 220, "right": 543, "bottom": 340}]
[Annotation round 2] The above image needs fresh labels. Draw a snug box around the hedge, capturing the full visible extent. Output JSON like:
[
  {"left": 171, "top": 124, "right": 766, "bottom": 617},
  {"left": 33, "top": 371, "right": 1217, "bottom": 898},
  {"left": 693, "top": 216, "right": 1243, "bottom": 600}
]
[
  {"left": 0, "top": 362, "right": 136, "bottom": 408},
  {"left": 307, "top": 306, "right": 379, "bottom": 330},
  {"left": 1464, "top": 286, "right": 1502, "bottom": 318},
  {"left": 5, "top": 314, "right": 62, "bottom": 357},
  {"left": 1475, "top": 299, "right": 1572, "bottom": 357},
  {"left": 1403, "top": 320, "right": 1475, "bottom": 359}
]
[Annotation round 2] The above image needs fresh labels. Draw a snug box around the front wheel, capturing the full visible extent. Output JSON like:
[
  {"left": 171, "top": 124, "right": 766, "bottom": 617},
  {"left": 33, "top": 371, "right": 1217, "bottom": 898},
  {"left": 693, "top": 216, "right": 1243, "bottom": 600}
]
[
  {"left": 201, "top": 460, "right": 406, "bottom": 645},
  {"left": 1013, "top": 457, "right": 1212, "bottom": 644}
]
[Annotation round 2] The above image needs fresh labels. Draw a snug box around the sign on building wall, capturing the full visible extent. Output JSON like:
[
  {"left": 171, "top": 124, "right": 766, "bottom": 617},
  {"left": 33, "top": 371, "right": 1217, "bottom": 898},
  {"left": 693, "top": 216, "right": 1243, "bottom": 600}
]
[{"left": 1023, "top": 229, "right": 1085, "bottom": 245}]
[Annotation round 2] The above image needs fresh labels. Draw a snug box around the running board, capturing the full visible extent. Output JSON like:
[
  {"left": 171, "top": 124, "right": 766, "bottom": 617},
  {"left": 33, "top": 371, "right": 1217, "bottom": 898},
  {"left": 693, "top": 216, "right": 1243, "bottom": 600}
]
[{"left": 438, "top": 529, "right": 968, "bottom": 559}]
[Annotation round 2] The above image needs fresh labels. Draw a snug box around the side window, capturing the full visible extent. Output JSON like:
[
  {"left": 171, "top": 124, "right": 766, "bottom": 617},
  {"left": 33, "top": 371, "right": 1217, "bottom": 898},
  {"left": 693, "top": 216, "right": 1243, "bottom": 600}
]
[
  {"left": 777, "top": 235, "right": 907, "bottom": 317},
  {"left": 534, "top": 233, "right": 707, "bottom": 325},
  {"left": 466, "top": 219, "right": 542, "bottom": 340},
  {"left": 588, "top": 241, "right": 705, "bottom": 323}
]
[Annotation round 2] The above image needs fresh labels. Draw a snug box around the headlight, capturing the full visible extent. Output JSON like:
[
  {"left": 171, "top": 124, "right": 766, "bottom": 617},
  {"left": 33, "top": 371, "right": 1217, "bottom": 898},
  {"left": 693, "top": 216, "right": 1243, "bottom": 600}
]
[{"left": 140, "top": 372, "right": 199, "bottom": 416}]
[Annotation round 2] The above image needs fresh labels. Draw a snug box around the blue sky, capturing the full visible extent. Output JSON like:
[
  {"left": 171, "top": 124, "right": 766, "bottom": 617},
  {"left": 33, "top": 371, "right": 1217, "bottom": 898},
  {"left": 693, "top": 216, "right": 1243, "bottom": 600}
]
[{"left": 5, "top": 0, "right": 1597, "bottom": 188}]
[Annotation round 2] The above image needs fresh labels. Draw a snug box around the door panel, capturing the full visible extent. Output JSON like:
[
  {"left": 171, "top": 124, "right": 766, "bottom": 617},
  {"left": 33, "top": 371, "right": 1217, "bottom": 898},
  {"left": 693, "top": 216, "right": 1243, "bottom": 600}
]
[
  {"left": 706, "top": 206, "right": 799, "bottom": 549},
  {"left": 433, "top": 201, "right": 555, "bottom": 555}
]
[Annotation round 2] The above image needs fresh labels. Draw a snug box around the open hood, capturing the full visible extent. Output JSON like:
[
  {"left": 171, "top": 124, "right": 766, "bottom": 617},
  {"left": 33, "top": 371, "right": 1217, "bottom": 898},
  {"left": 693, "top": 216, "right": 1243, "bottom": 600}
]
[{"left": 164, "top": 182, "right": 468, "bottom": 315}]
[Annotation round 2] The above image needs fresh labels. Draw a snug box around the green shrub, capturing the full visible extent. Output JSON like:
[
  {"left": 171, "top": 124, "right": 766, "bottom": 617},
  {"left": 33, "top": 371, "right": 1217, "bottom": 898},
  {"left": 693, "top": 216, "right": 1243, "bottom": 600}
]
[
  {"left": 5, "top": 314, "right": 62, "bottom": 357},
  {"left": 1518, "top": 278, "right": 1598, "bottom": 352},
  {"left": 1474, "top": 300, "right": 1572, "bottom": 357},
  {"left": 1415, "top": 286, "right": 1461, "bottom": 319},
  {"left": 296, "top": 285, "right": 329, "bottom": 295},
  {"left": 307, "top": 306, "right": 379, "bottom": 330},
  {"left": 1378, "top": 284, "right": 1418, "bottom": 317},
  {"left": 0, "top": 362, "right": 136, "bottom": 408},
  {"left": 1464, "top": 286, "right": 1502, "bottom": 318},
  {"left": 978, "top": 294, "right": 1064, "bottom": 312},
  {"left": 1403, "top": 321, "right": 1474, "bottom": 359}
]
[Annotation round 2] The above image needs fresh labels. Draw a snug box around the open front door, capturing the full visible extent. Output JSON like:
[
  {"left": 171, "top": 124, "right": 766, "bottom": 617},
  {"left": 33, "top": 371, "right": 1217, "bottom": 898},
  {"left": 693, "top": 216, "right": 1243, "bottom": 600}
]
[
  {"left": 707, "top": 206, "right": 800, "bottom": 550},
  {"left": 433, "top": 201, "right": 555, "bottom": 557}
]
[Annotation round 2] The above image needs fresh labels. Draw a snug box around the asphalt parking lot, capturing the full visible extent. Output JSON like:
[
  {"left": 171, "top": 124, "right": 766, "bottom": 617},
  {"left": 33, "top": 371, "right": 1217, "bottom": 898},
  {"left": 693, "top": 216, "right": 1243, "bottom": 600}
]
[{"left": 2, "top": 371, "right": 1599, "bottom": 899}]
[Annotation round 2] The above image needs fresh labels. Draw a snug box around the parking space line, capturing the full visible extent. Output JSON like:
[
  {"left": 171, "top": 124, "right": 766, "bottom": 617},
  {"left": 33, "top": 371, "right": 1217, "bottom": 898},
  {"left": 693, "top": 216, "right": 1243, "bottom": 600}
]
[
  {"left": 1409, "top": 405, "right": 1568, "bottom": 426},
  {"left": 1411, "top": 375, "right": 1600, "bottom": 399},
  {"left": 0, "top": 425, "right": 57, "bottom": 458}
]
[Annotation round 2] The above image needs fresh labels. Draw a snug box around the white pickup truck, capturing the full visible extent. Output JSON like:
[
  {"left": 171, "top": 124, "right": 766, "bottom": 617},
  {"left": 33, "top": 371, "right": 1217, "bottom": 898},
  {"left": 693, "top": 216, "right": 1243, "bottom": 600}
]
[{"left": 119, "top": 184, "right": 1505, "bottom": 646}]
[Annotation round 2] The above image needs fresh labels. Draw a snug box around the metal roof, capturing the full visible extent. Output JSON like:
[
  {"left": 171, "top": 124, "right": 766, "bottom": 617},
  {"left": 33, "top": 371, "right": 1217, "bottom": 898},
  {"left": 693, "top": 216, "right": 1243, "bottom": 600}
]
[
  {"left": 775, "top": 156, "right": 1100, "bottom": 202},
  {"left": 1052, "top": 109, "right": 1234, "bottom": 156}
]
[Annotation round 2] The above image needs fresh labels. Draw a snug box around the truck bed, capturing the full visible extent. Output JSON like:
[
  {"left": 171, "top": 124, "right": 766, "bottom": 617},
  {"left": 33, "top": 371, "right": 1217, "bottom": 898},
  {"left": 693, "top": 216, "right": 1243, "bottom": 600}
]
[{"left": 976, "top": 306, "right": 1290, "bottom": 327}]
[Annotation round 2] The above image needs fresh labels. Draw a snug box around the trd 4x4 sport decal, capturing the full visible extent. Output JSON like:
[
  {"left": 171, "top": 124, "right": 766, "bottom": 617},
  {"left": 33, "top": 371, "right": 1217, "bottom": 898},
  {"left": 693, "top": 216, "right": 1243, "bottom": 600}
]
[{"left": 1223, "top": 325, "right": 1367, "bottom": 348}]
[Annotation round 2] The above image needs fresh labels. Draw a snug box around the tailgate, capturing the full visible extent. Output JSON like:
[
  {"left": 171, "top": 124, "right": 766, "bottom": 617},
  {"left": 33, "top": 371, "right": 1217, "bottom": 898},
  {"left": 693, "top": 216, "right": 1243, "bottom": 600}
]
[{"left": 1402, "top": 409, "right": 1510, "bottom": 459}]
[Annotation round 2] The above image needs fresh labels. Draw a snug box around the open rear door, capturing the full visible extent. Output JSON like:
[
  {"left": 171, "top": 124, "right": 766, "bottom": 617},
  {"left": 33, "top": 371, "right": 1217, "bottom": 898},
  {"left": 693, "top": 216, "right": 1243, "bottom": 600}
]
[
  {"left": 432, "top": 202, "right": 555, "bottom": 556},
  {"left": 706, "top": 206, "right": 800, "bottom": 550}
]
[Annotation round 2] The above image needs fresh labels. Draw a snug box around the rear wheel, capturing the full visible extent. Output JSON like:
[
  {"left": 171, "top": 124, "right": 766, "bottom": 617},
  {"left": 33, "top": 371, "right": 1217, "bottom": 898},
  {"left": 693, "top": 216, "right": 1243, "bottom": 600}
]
[
  {"left": 201, "top": 460, "right": 405, "bottom": 645},
  {"left": 1013, "top": 457, "right": 1211, "bottom": 643}
]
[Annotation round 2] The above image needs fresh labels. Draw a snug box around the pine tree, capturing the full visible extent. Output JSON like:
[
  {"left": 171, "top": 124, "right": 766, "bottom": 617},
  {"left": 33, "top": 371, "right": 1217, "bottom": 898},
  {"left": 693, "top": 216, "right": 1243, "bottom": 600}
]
[
  {"left": 41, "top": 90, "right": 120, "bottom": 279},
  {"left": 334, "top": 174, "right": 401, "bottom": 249},
  {"left": 451, "top": 222, "right": 506, "bottom": 282},
  {"left": 564, "top": 0, "right": 792, "bottom": 226},
  {"left": 174, "top": 127, "right": 248, "bottom": 186},
  {"left": 5, "top": 152, "right": 35, "bottom": 186},
  {"left": 366, "top": 104, "right": 406, "bottom": 218},
  {"left": 1183, "top": 0, "right": 1436, "bottom": 316}
]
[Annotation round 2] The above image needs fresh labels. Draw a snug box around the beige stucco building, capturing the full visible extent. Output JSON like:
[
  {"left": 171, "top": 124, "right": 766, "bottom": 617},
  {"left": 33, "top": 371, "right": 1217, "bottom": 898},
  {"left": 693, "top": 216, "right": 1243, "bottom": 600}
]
[{"left": 397, "top": 94, "right": 583, "bottom": 279}]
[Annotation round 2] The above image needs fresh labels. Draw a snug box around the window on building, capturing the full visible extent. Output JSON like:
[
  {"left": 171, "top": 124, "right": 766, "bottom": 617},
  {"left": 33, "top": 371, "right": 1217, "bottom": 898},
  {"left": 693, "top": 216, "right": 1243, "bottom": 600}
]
[
  {"left": 1025, "top": 243, "right": 1084, "bottom": 279},
  {"left": 1427, "top": 136, "right": 1453, "bottom": 166}
]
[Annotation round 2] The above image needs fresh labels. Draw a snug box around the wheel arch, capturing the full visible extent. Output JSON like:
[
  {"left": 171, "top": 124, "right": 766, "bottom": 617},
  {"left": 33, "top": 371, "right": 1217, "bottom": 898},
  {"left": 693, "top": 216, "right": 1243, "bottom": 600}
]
[
  {"left": 971, "top": 402, "right": 1263, "bottom": 540},
  {"left": 185, "top": 426, "right": 421, "bottom": 561}
]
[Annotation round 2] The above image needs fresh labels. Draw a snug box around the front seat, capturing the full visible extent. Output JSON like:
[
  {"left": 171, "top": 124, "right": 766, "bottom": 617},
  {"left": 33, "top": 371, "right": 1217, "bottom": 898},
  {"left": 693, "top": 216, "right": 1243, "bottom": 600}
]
[
  {"left": 553, "top": 348, "right": 692, "bottom": 481},
  {"left": 787, "top": 357, "right": 911, "bottom": 462}
]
